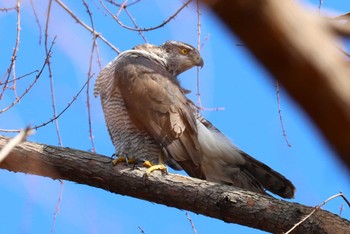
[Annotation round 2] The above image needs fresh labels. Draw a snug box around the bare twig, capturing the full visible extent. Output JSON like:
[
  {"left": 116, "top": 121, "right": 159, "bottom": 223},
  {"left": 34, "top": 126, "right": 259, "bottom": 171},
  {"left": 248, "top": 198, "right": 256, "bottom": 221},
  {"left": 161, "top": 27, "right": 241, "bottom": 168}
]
[
  {"left": 196, "top": 0, "right": 203, "bottom": 111},
  {"left": 104, "top": 0, "right": 148, "bottom": 42},
  {"left": 0, "top": 129, "right": 23, "bottom": 133},
  {"left": 137, "top": 226, "right": 145, "bottom": 234},
  {"left": 45, "top": 3, "right": 64, "bottom": 231},
  {"left": 54, "top": 0, "right": 120, "bottom": 53},
  {"left": 200, "top": 33, "right": 210, "bottom": 49},
  {"left": 86, "top": 65, "right": 96, "bottom": 153},
  {"left": 82, "top": 0, "right": 95, "bottom": 29},
  {"left": 45, "top": 1, "right": 63, "bottom": 146},
  {"left": 185, "top": 212, "right": 198, "bottom": 234},
  {"left": 339, "top": 204, "right": 344, "bottom": 217},
  {"left": 318, "top": 0, "right": 323, "bottom": 15},
  {"left": 285, "top": 192, "right": 350, "bottom": 234},
  {"left": 0, "top": 70, "right": 39, "bottom": 85},
  {"left": 123, "top": 5, "right": 148, "bottom": 42},
  {"left": 200, "top": 106, "right": 225, "bottom": 111},
  {"left": 100, "top": 0, "right": 192, "bottom": 32},
  {"left": 50, "top": 180, "right": 64, "bottom": 234},
  {"left": 0, "top": 70, "right": 95, "bottom": 133},
  {"left": 0, "top": 39, "right": 55, "bottom": 114},
  {"left": 194, "top": 1, "right": 224, "bottom": 113},
  {"left": 94, "top": 40, "right": 103, "bottom": 70},
  {"left": 0, "top": 127, "right": 33, "bottom": 163},
  {"left": 105, "top": 0, "right": 140, "bottom": 8},
  {"left": 1, "top": 0, "right": 21, "bottom": 100},
  {"left": 29, "top": 0, "right": 43, "bottom": 44},
  {"left": 32, "top": 71, "right": 95, "bottom": 131},
  {"left": 275, "top": 81, "right": 292, "bottom": 147},
  {"left": 0, "top": 7, "right": 16, "bottom": 12},
  {"left": 82, "top": 0, "right": 97, "bottom": 153}
]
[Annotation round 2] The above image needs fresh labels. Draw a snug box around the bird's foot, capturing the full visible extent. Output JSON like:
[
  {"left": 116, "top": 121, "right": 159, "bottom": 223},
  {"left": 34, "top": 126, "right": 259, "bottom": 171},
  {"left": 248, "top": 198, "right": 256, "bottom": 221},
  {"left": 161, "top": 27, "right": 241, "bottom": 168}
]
[
  {"left": 112, "top": 157, "right": 136, "bottom": 165},
  {"left": 143, "top": 160, "right": 167, "bottom": 175}
]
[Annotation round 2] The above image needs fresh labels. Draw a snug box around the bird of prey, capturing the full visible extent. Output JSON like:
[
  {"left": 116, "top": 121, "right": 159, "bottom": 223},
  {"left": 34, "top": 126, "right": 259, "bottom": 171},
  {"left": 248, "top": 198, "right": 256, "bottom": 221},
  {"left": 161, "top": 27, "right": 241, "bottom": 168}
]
[{"left": 94, "top": 41, "right": 295, "bottom": 198}]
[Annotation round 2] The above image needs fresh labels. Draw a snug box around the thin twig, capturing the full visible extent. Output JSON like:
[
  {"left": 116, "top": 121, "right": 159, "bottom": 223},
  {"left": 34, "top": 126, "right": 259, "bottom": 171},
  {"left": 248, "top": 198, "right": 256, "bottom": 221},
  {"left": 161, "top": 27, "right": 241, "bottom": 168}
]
[
  {"left": 1, "top": 0, "right": 21, "bottom": 100},
  {"left": 105, "top": 0, "right": 140, "bottom": 8},
  {"left": 45, "top": 3, "right": 63, "bottom": 232},
  {"left": 51, "top": 180, "right": 64, "bottom": 234},
  {"left": 285, "top": 192, "right": 350, "bottom": 234},
  {"left": 0, "top": 73, "right": 95, "bottom": 133},
  {"left": 185, "top": 212, "right": 198, "bottom": 234},
  {"left": 0, "top": 127, "right": 33, "bottom": 163},
  {"left": 199, "top": 106, "right": 225, "bottom": 111},
  {"left": 200, "top": 33, "right": 210, "bottom": 49},
  {"left": 29, "top": 0, "right": 42, "bottom": 44},
  {"left": 45, "top": 0, "right": 63, "bottom": 147},
  {"left": 32, "top": 71, "right": 95, "bottom": 131},
  {"left": 196, "top": 0, "right": 202, "bottom": 111},
  {"left": 194, "top": 1, "right": 223, "bottom": 113},
  {"left": 123, "top": 5, "right": 148, "bottom": 42},
  {"left": 0, "top": 70, "right": 39, "bottom": 85},
  {"left": 275, "top": 80, "right": 292, "bottom": 147},
  {"left": 94, "top": 40, "right": 103, "bottom": 70},
  {"left": 0, "top": 7, "right": 16, "bottom": 12},
  {"left": 54, "top": 0, "right": 120, "bottom": 53},
  {"left": 109, "top": 0, "right": 149, "bottom": 42},
  {"left": 137, "top": 226, "right": 145, "bottom": 234},
  {"left": 11, "top": 0, "right": 21, "bottom": 100},
  {"left": 0, "top": 129, "right": 23, "bottom": 133},
  {"left": 83, "top": 0, "right": 97, "bottom": 153},
  {"left": 82, "top": 0, "right": 95, "bottom": 29},
  {"left": 0, "top": 40, "right": 55, "bottom": 114},
  {"left": 339, "top": 204, "right": 344, "bottom": 216},
  {"left": 100, "top": 0, "right": 192, "bottom": 32},
  {"left": 86, "top": 56, "right": 96, "bottom": 153},
  {"left": 318, "top": 0, "right": 323, "bottom": 15}
]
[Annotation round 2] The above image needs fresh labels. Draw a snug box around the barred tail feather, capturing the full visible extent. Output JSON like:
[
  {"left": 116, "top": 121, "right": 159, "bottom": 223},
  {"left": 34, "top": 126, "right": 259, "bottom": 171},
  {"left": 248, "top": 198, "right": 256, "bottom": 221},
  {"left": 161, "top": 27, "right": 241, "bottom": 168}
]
[{"left": 242, "top": 151, "right": 295, "bottom": 198}]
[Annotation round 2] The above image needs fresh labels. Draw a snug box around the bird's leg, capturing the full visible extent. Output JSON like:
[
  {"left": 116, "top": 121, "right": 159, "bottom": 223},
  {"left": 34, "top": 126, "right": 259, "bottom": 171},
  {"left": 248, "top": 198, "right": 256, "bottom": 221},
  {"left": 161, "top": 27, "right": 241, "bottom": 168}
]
[
  {"left": 144, "top": 151, "right": 167, "bottom": 175},
  {"left": 112, "top": 153, "right": 136, "bottom": 166}
]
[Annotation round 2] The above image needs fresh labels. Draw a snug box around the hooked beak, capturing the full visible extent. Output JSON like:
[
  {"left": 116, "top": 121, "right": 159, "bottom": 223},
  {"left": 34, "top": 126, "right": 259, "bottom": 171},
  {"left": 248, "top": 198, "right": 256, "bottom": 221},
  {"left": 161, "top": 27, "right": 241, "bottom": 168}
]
[{"left": 196, "top": 56, "right": 204, "bottom": 68}]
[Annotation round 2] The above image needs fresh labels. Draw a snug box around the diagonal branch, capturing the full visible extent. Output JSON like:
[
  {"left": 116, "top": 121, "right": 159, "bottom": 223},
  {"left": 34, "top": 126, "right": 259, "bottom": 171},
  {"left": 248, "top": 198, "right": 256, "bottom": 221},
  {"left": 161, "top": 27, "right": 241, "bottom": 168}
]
[
  {"left": 0, "top": 136, "right": 349, "bottom": 233},
  {"left": 54, "top": 0, "right": 120, "bottom": 53},
  {"left": 203, "top": 0, "right": 350, "bottom": 170}
]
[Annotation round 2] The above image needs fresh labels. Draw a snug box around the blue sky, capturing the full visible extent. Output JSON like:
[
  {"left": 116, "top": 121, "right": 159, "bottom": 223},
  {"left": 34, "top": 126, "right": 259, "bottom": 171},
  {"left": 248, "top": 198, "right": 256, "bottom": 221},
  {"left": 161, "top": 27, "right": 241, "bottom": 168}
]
[{"left": 0, "top": 0, "right": 349, "bottom": 233}]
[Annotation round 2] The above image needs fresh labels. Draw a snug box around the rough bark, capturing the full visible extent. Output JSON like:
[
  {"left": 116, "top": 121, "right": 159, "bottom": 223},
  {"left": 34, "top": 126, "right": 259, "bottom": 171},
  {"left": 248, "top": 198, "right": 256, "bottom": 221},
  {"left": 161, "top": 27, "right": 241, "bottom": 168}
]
[
  {"left": 203, "top": 0, "right": 350, "bottom": 169},
  {"left": 0, "top": 136, "right": 349, "bottom": 233}
]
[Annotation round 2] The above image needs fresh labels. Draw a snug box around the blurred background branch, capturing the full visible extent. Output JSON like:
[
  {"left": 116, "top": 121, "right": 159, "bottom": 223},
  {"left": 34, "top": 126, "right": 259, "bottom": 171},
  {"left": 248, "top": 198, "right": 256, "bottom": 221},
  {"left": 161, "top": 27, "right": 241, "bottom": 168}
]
[{"left": 204, "top": 0, "right": 350, "bottom": 170}]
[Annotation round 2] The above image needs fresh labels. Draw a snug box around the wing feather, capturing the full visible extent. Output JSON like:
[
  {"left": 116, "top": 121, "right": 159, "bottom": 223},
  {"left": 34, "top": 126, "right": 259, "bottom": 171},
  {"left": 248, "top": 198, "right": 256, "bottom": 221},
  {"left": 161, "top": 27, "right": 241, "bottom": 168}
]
[{"left": 115, "top": 53, "right": 204, "bottom": 178}]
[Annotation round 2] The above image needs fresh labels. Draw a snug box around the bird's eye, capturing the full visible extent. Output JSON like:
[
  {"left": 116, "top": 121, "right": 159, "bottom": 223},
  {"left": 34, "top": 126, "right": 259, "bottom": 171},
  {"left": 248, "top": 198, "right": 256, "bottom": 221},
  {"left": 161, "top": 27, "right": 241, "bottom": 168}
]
[{"left": 181, "top": 49, "right": 188, "bottom": 55}]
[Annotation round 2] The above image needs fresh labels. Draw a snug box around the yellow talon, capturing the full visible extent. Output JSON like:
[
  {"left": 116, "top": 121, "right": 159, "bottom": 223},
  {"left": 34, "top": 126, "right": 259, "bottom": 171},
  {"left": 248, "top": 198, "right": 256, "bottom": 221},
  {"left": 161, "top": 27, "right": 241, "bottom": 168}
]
[
  {"left": 143, "top": 160, "right": 153, "bottom": 167},
  {"left": 112, "top": 157, "right": 136, "bottom": 165},
  {"left": 143, "top": 161, "right": 167, "bottom": 175}
]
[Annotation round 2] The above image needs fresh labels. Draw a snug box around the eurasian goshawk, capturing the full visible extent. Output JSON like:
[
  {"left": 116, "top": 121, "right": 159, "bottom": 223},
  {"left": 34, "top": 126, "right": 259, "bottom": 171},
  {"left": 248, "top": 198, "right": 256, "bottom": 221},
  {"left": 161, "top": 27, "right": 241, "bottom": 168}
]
[{"left": 94, "top": 41, "right": 295, "bottom": 198}]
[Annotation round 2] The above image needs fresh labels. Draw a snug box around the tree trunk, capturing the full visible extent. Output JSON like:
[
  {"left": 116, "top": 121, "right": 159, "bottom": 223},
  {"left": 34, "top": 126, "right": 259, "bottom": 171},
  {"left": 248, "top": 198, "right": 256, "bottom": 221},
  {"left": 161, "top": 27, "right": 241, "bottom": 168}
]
[{"left": 0, "top": 136, "right": 349, "bottom": 233}]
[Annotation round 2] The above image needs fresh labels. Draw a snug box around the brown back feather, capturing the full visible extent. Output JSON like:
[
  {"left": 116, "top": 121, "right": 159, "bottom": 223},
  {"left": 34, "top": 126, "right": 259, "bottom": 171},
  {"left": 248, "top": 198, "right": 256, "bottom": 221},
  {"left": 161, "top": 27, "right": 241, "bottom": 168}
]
[{"left": 116, "top": 53, "right": 205, "bottom": 179}]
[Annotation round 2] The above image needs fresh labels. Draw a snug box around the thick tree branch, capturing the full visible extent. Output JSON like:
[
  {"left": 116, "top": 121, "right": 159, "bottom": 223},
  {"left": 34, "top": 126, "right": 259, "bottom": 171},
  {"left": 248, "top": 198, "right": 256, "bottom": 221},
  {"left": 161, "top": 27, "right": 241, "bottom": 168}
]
[
  {"left": 0, "top": 136, "right": 349, "bottom": 233},
  {"left": 203, "top": 0, "right": 350, "bottom": 168}
]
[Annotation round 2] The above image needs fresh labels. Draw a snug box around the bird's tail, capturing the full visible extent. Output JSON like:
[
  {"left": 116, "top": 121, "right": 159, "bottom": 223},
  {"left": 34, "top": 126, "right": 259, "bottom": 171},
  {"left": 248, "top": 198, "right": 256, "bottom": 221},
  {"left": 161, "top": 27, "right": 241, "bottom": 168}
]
[
  {"left": 241, "top": 151, "right": 295, "bottom": 198},
  {"left": 196, "top": 113, "right": 295, "bottom": 198}
]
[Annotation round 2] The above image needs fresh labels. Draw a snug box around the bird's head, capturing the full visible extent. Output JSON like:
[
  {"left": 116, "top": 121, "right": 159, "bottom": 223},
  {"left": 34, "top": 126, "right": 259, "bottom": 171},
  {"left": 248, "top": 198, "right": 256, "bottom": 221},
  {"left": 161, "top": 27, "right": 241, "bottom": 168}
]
[{"left": 160, "top": 41, "right": 204, "bottom": 77}]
